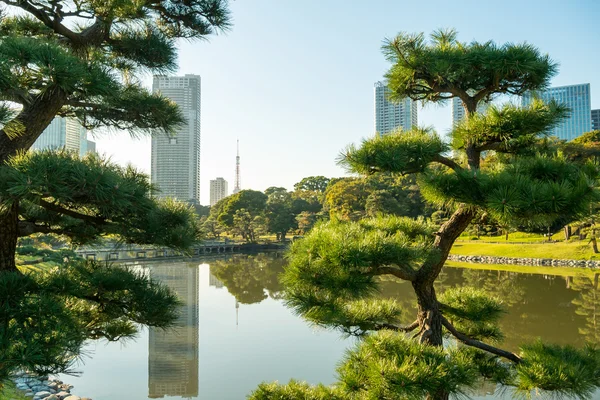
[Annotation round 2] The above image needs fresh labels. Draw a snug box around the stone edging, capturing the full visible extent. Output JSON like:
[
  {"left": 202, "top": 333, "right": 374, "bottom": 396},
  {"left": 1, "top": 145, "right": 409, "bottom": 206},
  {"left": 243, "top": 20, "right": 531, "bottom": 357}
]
[
  {"left": 447, "top": 254, "right": 600, "bottom": 268},
  {"left": 10, "top": 371, "right": 90, "bottom": 400}
]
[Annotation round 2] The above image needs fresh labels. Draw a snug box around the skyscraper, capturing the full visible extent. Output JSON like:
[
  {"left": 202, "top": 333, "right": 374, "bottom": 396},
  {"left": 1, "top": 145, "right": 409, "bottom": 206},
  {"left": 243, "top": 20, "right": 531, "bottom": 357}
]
[
  {"left": 148, "top": 262, "right": 199, "bottom": 399},
  {"left": 374, "top": 81, "right": 417, "bottom": 136},
  {"left": 209, "top": 177, "right": 228, "bottom": 206},
  {"left": 31, "top": 117, "right": 89, "bottom": 154},
  {"left": 522, "top": 84, "right": 591, "bottom": 141},
  {"left": 151, "top": 74, "right": 201, "bottom": 204},
  {"left": 233, "top": 140, "right": 241, "bottom": 194},
  {"left": 592, "top": 109, "right": 600, "bottom": 131}
]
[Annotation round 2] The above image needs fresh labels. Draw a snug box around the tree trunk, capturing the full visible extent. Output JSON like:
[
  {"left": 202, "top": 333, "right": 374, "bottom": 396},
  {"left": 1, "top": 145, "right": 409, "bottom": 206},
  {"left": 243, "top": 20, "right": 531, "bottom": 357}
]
[
  {"left": 413, "top": 280, "right": 448, "bottom": 400},
  {"left": 505, "top": 229, "right": 509, "bottom": 241},
  {"left": 564, "top": 225, "right": 571, "bottom": 241},
  {"left": 412, "top": 281, "right": 443, "bottom": 346},
  {"left": 0, "top": 202, "right": 19, "bottom": 272}
]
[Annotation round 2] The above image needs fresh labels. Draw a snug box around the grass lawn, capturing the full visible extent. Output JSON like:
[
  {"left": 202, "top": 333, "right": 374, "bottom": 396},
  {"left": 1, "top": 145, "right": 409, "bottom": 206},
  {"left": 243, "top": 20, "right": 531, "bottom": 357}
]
[
  {"left": 458, "top": 231, "right": 564, "bottom": 243},
  {"left": 450, "top": 240, "right": 597, "bottom": 260},
  {"left": 0, "top": 382, "right": 28, "bottom": 400}
]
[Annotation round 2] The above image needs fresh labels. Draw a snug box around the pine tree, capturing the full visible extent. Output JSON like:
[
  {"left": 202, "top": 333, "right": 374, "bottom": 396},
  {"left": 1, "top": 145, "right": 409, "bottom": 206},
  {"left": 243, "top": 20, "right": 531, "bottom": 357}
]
[
  {"left": 249, "top": 30, "right": 600, "bottom": 400},
  {"left": 0, "top": 0, "right": 230, "bottom": 382}
]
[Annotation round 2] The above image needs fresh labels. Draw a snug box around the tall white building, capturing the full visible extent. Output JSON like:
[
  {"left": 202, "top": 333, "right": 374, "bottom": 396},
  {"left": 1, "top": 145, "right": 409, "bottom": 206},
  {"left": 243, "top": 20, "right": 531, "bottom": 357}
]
[
  {"left": 31, "top": 117, "right": 94, "bottom": 155},
  {"left": 374, "top": 81, "right": 417, "bottom": 136},
  {"left": 522, "top": 84, "right": 591, "bottom": 141},
  {"left": 209, "top": 177, "right": 228, "bottom": 206},
  {"left": 151, "top": 75, "right": 201, "bottom": 204}
]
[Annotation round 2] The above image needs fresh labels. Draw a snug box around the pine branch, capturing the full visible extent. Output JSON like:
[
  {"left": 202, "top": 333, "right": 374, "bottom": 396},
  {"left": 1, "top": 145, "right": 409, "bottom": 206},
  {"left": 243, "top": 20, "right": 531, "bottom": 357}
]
[
  {"left": 38, "top": 199, "right": 106, "bottom": 225},
  {"left": 372, "top": 265, "right": 416, "bottom": 281},
  {"left": 441, "top": 315, "right": 521, "bottom": 363},
  {"left": 4, "top": 0, "right": 80, "bottom": 43},
  {"left": 17, "top": 220, "right": 66, "bottom": 237},
  {"left": 432, "top": 154, "right": 462, "bottom": 171},
  {"left": 374, "top": 320, "right": 420, "bottom": 332}
]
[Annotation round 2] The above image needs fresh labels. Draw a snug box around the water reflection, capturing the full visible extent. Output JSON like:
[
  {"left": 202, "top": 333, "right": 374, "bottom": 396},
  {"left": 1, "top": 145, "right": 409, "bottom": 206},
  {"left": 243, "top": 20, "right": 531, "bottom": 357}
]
[
  {"left": 62, "top": 254, "right": 600, "bottom": 399},
  {"left": 572, "top": 274, "right": 600, "bottom": 344},
  {"left": 148, "top": 263, "right": 199, "bottom": 398},
  {"left": 209, "top": 253, "right": 286, "bottom": 304}
]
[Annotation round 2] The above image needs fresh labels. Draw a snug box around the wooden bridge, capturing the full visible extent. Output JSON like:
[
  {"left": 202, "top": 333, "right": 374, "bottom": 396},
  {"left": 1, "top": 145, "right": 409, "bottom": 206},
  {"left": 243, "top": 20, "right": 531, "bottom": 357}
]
[{"left": 75, "top": 241, "right": 243, "bottom": 262}]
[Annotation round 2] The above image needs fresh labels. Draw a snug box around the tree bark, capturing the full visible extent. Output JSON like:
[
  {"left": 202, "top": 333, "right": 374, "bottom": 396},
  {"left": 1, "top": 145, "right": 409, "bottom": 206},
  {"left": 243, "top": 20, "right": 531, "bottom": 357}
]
[
  {"left": 0, "top": 202, "right": 19, "bottom": 272},
  {"left": 0, "top": 90, "right": 67, "bottom": 162},
  {"left": 412, "top": 281, "right": 443, "bottom": 346}
]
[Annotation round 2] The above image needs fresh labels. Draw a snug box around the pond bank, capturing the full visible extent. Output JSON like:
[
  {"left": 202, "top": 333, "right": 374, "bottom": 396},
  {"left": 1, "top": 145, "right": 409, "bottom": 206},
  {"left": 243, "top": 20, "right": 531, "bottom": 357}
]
[
  {"left": 9, "top": 371, "right": 89, "bottom": 400},
  {"left": 448, "top": 254, "right": 600, "bottom": 268}
]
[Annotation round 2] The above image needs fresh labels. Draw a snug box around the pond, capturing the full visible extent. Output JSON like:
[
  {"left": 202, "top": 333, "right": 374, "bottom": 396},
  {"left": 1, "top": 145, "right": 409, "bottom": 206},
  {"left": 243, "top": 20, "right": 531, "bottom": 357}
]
[{"left": 61, "top": 253, "right": 600, "bottom": 399}]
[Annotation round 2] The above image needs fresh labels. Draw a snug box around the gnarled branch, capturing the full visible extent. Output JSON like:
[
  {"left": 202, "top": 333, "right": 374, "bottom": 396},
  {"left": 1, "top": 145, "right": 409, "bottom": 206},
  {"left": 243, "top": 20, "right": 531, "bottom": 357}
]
[
  {"left": 373, "top": 265, "right": 416, "bottom": 281},
  {"left": 432, "top": 154, "right": 462, "bottom": 171},
  {"left": 374, "top": 320, "right": 420, "bottom": 333},
  {"left": 441, "top": 315, "right": 521, "bottom": 363},
  {"left": 38, "top": 199, "right": 106, "bottom": 225}
]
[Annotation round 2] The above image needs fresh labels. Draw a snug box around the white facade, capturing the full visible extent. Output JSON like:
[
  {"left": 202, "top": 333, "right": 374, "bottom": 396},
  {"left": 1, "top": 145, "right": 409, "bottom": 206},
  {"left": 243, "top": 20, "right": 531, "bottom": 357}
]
[
  {"left": 374, "top": 81, "right": 417, "bottom": 136},
  {"left": 522, "top": 84, "right": 591, "bottom": 141},
  {"left": 32, "top": 117, "right": 88, "bottom": 154},
  {"left": 209, "top": 177, "right": 228, "bottom": 206},
  {"left": 151, "top": 75, "right": 201, "bottom": 204}
]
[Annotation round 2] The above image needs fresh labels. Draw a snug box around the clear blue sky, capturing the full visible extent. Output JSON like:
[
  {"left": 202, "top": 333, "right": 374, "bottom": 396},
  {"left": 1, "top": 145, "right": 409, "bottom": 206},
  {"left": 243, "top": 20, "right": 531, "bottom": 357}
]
[{"left": 95, "top": 0, "right": 600, "bottom": 206}]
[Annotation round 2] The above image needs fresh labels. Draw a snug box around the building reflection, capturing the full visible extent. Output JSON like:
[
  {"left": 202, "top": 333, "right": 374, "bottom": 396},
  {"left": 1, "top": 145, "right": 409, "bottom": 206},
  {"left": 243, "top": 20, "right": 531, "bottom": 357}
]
[{"left": 148, "top": 263, "right": 199, "bottom": 398}]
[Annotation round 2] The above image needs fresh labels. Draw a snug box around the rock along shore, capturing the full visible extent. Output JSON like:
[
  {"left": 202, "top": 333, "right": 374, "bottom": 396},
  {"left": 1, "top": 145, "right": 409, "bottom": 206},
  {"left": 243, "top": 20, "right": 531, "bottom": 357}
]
[
  {"left": 10, "top": 371, "right": 90, "bottom": 400},
  {"left": 447, "top": 254, "right": 600, "bottom": 268}
]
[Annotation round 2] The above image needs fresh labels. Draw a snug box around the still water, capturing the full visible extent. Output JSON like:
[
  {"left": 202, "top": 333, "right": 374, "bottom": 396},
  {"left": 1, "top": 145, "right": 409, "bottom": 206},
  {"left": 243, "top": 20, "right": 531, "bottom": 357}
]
[{"left": 62, "top": 253, "right": 600, "bottom": 399}]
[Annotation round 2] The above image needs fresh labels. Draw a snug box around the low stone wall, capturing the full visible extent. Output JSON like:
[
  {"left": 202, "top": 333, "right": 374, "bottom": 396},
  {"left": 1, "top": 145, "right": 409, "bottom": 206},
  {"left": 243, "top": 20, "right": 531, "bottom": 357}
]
[
  {"left": 447, "top": 254, "right": 600, "bottom": 269},
  {"left": 10, "top": 371, "right": 89, "bottom": 400}
]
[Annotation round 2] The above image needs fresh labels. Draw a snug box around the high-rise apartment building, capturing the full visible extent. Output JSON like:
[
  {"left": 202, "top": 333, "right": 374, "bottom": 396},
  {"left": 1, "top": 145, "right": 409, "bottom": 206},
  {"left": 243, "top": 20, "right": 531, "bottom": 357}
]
[
  {"left": 31, "top": 117, "right": 92, "bottom": 155},
  {"left": 452, "top": 97, "right": 489, "bottom": 126},
  {"left": 374, "top": 81, "right": 417, "bottom": 135},
  {"left": 592, "top": 109, "right": 600, "bottom": 131},
  {"left": 209, "top": 177, "right": 228, "bottom": 206},
  {"left": 148, "top": 262, "right": 199, "bottom": 398},
  {"left": 151, "top": 74, "right": 201, "bottom": 204},
  {"left": 522, "top": 84, "right": 591, "bottom": 141}
]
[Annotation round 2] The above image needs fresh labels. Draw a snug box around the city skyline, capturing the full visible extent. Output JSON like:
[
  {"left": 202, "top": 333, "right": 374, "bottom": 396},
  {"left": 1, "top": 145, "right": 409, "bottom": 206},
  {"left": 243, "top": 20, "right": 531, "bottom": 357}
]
[{"left": 90, "top": 1, "right": 600, "bottom": 205}]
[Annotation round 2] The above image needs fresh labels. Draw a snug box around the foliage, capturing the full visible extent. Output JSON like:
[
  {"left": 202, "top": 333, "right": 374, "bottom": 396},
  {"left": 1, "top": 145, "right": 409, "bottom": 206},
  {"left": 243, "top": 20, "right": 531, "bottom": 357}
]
[
  {"left": 216, "top": 190, "right": 267, "bottom": 228},
  {"left": 293, "top": 176, "right": 330, "bottom": 193},
  {"left": 0, "top": 150, "right": 201, "bottom": 249},
  {"left": 295, "top": 211, "right": 319, "bottom": 235},
  {"left": 382, "top": 28, "right": 556, "bottom": 104},
  {"left": 266, "top": 190, "right": 296, "bottom": 240}
]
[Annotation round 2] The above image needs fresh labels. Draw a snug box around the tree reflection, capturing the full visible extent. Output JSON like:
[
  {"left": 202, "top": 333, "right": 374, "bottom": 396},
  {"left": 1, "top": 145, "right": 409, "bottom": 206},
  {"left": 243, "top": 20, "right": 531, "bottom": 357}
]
[
  {"left": 571, "top": 274, "right": 600, "bottom": 344},
  {"left": 460, "top": 269, "right": 526, "bottom": 307},
  {"left": 210, "top": 253, "right": 286, "bottom": 304}
]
